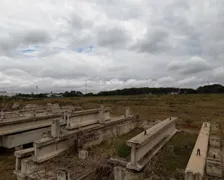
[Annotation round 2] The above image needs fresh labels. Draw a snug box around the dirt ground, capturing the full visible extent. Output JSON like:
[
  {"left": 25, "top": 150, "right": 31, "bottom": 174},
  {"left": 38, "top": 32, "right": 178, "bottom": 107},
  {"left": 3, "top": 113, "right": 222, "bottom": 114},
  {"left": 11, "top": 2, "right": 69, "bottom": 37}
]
[{"left": 0, "top": 94, "right": 223, "bottom": 179}]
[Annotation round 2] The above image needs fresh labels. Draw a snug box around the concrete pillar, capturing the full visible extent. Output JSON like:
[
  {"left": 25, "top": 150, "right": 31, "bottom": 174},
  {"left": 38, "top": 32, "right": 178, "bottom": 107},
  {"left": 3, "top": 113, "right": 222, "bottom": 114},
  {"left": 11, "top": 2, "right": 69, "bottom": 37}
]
[
  {"left": 15, "top": 157, "right": 21, "bottom": 171},
  {"left": 0, "top": 109, "right": 4, "bottom": 120},
  {"left": 130, "top": 144, "right": 137, "bottom": 166},
  {"left": 51, "top": 119, "right": 60, "bottom": 138},
  {"left": 114, "top": 166, "right": 125, "bottom": 180},
  {"left": 125, "top": 107, "right": 131, "bottom": 117},
  {"left": 57, "top": 169, "right": 71, "bottom": 180},
  {"left": 99, "top": 105, "right": 105, "bottom": 124}
]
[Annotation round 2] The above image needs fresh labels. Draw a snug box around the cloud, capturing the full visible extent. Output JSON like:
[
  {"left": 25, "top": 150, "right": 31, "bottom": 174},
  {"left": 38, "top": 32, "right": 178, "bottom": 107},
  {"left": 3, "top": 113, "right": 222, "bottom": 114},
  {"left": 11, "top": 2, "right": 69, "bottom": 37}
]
[
  {"left": 132, "top": 28, "right": 170, "bottom": 53},
  {"left": 0, "top": 29, "right": 51, "bottom": 56},
  {"left": 0, "top": 0, "right": 224, "bottom": 93},
  {"left": 167, "top": 56, "right": 212, "bottom": 75},
  {"left": 96, "top": 27, "right": 130, "bottom": 48}
]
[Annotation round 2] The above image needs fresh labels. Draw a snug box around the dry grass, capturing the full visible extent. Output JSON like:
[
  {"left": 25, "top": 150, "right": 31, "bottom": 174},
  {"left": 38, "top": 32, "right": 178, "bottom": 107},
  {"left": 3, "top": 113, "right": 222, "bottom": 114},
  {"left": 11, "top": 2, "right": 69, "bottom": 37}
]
[{"left": 0, "top": 94, "right": 224, "bottom": 179}]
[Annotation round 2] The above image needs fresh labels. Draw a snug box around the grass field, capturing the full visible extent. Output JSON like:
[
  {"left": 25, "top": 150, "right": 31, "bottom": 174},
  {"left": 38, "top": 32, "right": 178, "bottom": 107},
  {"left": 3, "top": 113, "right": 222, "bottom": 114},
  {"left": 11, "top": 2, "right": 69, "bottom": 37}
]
[
  {"left": 4, "top": 94, "right": 223, "bottom": 128},
  {"left": 0, "top": 94, "right": 223, "bottom": 179}
]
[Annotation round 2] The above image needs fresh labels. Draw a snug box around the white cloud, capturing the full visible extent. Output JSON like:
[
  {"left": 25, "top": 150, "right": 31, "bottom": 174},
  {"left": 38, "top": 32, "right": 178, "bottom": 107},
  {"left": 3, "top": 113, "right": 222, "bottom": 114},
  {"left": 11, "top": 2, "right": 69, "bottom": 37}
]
[{"left": 0, "top": 0, "right": 224, "bottom": 93}]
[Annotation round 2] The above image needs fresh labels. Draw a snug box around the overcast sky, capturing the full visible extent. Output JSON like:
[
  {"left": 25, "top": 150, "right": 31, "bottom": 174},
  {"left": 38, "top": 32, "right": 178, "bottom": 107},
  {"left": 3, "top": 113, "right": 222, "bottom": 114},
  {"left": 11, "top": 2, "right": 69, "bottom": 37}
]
[{"left": 0, "top": 0, "right": 224, "bottom": 93}]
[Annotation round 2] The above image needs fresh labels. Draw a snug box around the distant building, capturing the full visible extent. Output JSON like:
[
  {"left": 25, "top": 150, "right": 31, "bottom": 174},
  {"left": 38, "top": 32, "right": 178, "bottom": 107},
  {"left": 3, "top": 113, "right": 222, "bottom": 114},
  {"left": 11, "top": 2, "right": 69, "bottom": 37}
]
[{"left": 46, "top": 93, "right": 63, "bottom": 98}]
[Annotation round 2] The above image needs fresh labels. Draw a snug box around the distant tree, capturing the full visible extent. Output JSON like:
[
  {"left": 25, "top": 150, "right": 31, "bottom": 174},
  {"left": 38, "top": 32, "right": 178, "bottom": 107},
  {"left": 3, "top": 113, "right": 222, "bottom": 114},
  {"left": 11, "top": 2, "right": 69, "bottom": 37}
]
[{"left": 197, "top": 84, "right": 224, "bottom": 93}]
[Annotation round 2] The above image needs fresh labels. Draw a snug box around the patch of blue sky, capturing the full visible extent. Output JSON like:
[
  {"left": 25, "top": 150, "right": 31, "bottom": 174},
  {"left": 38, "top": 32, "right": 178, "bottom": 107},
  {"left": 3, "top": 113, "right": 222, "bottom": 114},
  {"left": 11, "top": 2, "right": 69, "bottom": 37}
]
[
  {"left": 75, "top": 45, "right": 94, "bottom": 53},
  {"left": 22, "top": 49, "right": 35, "bottom": 53}
]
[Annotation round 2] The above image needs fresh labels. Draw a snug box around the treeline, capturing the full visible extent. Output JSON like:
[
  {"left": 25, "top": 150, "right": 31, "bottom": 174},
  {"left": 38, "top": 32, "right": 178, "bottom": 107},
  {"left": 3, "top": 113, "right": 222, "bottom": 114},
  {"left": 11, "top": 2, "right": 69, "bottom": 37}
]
[
  {"left": 2, "top": 84, "right": 224, "bottom": 99},
  {"left": 97, "top": 84, "right": 224, "bottom": 96}
]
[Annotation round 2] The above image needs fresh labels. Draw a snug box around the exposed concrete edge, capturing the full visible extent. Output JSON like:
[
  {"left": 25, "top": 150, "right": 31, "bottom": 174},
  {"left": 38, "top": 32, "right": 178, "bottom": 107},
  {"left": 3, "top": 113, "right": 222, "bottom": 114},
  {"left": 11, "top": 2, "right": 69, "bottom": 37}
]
[
  {"left": 0, "top": 114, "right": 62, "bottom": 126},
  {"left": 15, "top": 147, "right": 34, "bottom": 158},
  {"left": 70, "top": 108, "right": 111, "bottom": 118}
]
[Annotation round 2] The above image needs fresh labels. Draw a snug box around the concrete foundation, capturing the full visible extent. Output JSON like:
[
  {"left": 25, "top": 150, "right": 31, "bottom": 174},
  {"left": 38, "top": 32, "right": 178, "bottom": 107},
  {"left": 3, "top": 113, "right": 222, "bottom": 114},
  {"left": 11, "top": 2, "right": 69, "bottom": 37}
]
[{"left": 14, "top": 108, "right": 139, "bottom": 180}]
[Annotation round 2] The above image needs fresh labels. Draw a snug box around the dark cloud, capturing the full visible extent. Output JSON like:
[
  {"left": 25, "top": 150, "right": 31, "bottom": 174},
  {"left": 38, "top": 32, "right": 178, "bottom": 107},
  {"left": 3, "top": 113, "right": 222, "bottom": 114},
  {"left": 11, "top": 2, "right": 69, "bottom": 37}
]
[
  {"left": 132, "top": 28, "right": 170, "bottom": 53},
  {"left": 70, "top": 14, "right": 93, "bottom": 30},
  {"left": 0, "top": 29, "right": 51, "bottom": 56},
  {"left": 22, "top": 30, "right": 51, "bottom": 44},
  {"left": 96, "top": 27, "right": 130, "bottom": 48},
  {"left": 167, "top": 57, "right": 212, "bottom": 75}
]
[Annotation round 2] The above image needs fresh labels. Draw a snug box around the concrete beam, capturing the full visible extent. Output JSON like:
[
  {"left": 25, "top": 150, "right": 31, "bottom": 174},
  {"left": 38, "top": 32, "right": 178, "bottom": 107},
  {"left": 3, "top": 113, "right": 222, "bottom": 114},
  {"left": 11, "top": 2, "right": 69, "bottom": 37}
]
[
  {"left": 65, "top": 108, "right": 111, "bottom": 130},
  {"left": 14, "top": 148, "right": 34, "bottom": 172},
  {"left": 14, "top": 114, "right": 138, "bottom": 180},
  {"left": 126, "top": 117, "right": 177, "bottom": 171},
  {"left": 32, "top": 116, "right": 136, "bottom": 163},
  {"left": 185, "top": 122, "right": 210, "bottom": 180},
  {"left": 0, "top": 115, "right": 64, "bottom": 136},
  {"left": 33, "top": 136, "right": 74, "bottom": 163},
  {"left": 0, "top": 107, "right": 111, "bottom": 148},
  {"left": 1, "top": 127, "right": 49, "bottom": 148}
]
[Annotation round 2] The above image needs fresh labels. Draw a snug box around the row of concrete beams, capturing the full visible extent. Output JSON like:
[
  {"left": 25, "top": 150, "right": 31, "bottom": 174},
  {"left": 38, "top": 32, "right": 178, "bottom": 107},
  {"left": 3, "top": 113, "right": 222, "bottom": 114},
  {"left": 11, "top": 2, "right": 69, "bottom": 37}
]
[
  {"left": 0, "top": 107, "right": 111, "bottom": 148},
  {"left": 126, "top": 117, "right": 177, "bottom": 171},
  {"left": 33, "top": 113, "right": 132, "bottom": 163},
  {"left": 185, "top": 122, "right": 211, "bottom": 180},
  {"left": 14, "top": 108, "right": 135, "bottom": 180}
]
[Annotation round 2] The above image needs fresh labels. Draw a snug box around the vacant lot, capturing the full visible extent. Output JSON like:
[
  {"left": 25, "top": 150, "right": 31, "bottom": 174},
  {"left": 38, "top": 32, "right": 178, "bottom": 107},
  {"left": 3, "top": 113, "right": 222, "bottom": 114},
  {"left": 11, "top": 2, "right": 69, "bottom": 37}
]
[
  {"left": 1, "top": 94, "right": 223, "bottom": 179},
  {"left": 5, "top": 94, "right": 223, "bottom": 129}
]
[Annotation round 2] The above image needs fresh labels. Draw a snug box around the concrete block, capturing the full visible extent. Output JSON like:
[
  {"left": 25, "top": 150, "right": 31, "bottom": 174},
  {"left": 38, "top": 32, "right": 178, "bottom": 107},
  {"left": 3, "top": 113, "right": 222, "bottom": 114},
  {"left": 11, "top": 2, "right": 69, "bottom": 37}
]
[
  {"left": 207, "top": 148, "right": 221, "bottom": 160},
  {"left": 21, "top": 157, "right": 44, "bottom": 175},
  {"left": 206, "top": 158, "right": 223, "bottom": 178},
  {"left": 79, "top": 150, "right": 88, "bottom": 160},
  {"left": 33, "top": 137, "right": 72, "bottom": 163},
  {"left": 57, "top": 169, "right": 71, "bottom": 180},
  {"left": 209, "top": 135, "right": 221, "bottom": 148}
]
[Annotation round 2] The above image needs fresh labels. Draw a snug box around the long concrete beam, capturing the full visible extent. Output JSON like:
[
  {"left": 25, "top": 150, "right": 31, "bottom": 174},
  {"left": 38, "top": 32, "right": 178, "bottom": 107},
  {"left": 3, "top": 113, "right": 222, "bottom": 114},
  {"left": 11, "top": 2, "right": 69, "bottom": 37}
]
[
  {"left": 185, "top": 122, "right": 211, "bottom": 180},
  {"left": 0, "top": 107, "right": 110, "bottom": 148},
  {"left": 126, "top": 117, "right": 177, "bottom": 171}
]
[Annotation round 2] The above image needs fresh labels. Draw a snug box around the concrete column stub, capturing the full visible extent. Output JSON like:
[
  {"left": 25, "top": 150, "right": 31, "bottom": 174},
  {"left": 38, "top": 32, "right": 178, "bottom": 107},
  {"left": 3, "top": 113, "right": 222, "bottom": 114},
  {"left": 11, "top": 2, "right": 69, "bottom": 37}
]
[
  {"left": 51, "top": 119, "right": 60, "bottom": 138},
  {"left": 125, "top": 107, "right": 131, "bottom": 117},
  {"left": 114, "top": 166, "right": 126, "bottom": 180},
  {"left": 99, "top": 104, "right": 105, "bottom": 124},
  {"left": 0, "top": 109, "right": 4, "bottom": 120}
]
